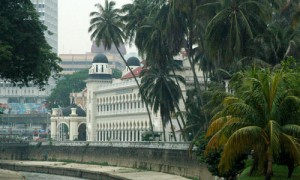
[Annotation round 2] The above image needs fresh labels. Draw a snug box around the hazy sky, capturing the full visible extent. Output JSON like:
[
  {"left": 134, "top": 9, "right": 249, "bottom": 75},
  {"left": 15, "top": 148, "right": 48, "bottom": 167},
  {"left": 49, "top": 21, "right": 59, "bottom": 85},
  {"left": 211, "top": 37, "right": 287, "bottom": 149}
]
[{"left": 58, "top": 0, "right": 136, "bottom": 55}]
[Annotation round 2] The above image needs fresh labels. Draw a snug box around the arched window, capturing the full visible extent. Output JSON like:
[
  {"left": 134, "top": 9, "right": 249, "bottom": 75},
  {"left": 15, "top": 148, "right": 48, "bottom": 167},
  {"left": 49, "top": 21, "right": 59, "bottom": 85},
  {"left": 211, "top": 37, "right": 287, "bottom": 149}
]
[
  {"left": 96, "top": 65, "right": 98, "bottom": 72},
  {"left": 101, "top": 65, "right": 104, "bottom": 72}
]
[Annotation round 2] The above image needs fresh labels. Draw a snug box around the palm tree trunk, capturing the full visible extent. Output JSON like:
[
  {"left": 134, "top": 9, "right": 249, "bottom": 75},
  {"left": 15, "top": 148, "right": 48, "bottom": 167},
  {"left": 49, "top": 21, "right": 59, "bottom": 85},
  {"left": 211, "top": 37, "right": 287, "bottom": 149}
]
[
  {"left": 162, "top": 78, "right": 187, "bottom": 141},
  {"left": 184, "top": 0, "right": 209, "bottom": 130},
  {"left": 114, "top": 44, "right": 154, "bottom": 135},
  {"left": 171, "top": 66, "right": 187, "bottom": 106},
  {"left": 170, "top": 65, "right": 187, "bottom": 129},
  {"left": 265, "top": 153, "right": 273, "bottom": 180},
  {"left": 162, "top": 122, "right": 166, "bottom": 141},
  {"left": 169, "top": 118, "right": 177, "bottom": 142},
  {"left": 185, "top": 50, "right": 209, "bottom": 130}
]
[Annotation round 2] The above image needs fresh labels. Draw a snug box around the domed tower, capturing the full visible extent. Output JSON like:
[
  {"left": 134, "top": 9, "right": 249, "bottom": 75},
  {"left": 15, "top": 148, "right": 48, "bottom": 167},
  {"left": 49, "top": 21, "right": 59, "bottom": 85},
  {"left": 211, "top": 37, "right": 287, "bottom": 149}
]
[
  {"left": 88, "top": 54, "right": 112, "bottom": 79},
  {"left": 85, "top": 54, "right": 112, "bottom": 141},
  {"left": 122, "top": 57, "right": 141, "bottom": 77}
]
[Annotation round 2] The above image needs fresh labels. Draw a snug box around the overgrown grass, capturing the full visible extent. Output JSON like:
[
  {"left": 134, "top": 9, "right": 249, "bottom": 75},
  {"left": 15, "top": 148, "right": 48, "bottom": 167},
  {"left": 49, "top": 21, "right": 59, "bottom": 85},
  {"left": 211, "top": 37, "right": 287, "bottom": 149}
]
[{"left": 238, "top": 165, "right": 300, "bottom": 180}]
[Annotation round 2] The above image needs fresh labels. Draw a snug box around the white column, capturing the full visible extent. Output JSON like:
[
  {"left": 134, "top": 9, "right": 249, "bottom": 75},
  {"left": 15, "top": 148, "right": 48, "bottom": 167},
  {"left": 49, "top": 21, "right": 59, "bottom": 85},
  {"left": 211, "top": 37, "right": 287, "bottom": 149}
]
[
  {"left": 69, "top": 121, "right": 78, "bottom": 141},
  {"left": 50, "top": 120, "right": 57, "bottom": 140}
]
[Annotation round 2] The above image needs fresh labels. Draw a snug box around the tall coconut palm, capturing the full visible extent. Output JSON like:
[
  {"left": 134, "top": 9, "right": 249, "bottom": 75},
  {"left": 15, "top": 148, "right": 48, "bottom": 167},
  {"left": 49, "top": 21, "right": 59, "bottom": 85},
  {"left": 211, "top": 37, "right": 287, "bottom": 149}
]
[
  {"left": 121, "top": 0, "right": 157, "bottom": 44},
  {"left": 246, "top": 11, "right": 300, "bottom": 66},
  {"left": 135, "top": 15, "right": 188, "bottom": 138},
  {"left": 140, "top": 65, "right": 185, "bottom": 141},
  {"left": 88, "top": 0, "right": 154, "bottom": 133},
  {"left": 205, "top": 63, "right": 300, "bottom": 179},
  {"left": 163, "top": 0, "right": 213, "bottom": 133},
  {"left": 205, "top": 0, "right": 268, "bottom": 69}
]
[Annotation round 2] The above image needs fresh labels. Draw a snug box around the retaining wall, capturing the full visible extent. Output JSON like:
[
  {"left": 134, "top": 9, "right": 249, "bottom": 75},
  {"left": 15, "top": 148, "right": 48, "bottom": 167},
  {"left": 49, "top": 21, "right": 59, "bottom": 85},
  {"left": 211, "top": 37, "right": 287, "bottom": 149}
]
[{"left": 0, "top": 142, "right": 213, "bottom": 179}]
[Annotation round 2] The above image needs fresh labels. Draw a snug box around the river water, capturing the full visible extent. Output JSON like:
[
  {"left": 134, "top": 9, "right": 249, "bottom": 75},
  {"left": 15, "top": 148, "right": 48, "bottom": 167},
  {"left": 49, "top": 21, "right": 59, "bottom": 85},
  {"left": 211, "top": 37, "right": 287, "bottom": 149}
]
[{"left": 19, "top": 171, "right": 88, "bottom": 180}]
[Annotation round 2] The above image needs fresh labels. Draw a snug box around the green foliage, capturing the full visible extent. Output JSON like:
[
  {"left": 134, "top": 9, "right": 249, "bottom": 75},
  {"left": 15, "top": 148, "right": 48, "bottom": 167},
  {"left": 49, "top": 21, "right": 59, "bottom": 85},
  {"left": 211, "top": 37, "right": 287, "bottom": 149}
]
[
  {"left": 47, "top": 69, "right": 88, "bottom": 108},
  {"left": 47, "top": 68, "right": 122, "bottom": 108},
  {"left": 195, "top": 134, "right": 246, "bottom": 179},
  {"left": 239, "top": 164, "right": 300, "bottom": 180},
  {"left": 205, "top": 63, "right": 300, "bottom": 179},
  {"left": 0, "top": 0, "right": 61, "bottom": 88},
  {"left": 112, "top": 68, "right": 122, "bottom": 78}
]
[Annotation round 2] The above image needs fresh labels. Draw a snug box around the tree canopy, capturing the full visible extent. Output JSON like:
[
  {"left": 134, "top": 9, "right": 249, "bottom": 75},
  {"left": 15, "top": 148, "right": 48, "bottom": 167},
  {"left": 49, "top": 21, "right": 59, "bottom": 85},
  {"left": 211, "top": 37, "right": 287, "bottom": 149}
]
[
  {"left": 0, "top": 0, "right": 61, "bottom": 88},
  {"left": 47, "top": 68, "right": 122, "bottom": 108},
  {"left": 205, "top": 60, "right": 300, "bottom": 179}
]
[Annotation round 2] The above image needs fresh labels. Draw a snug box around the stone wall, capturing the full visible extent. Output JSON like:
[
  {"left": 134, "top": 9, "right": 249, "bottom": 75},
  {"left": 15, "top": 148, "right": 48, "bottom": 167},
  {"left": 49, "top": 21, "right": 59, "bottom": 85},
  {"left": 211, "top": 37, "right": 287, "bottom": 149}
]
[{"left": 0, "top": 142, "right": 213, "bottom": 180}]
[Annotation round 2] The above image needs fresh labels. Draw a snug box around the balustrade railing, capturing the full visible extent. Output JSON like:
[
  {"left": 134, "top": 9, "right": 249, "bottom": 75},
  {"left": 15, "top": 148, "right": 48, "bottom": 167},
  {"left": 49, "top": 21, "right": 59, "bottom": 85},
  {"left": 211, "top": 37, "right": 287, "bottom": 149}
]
[{"left": 29, "top": 141, "right": 191, "bottom": 150}]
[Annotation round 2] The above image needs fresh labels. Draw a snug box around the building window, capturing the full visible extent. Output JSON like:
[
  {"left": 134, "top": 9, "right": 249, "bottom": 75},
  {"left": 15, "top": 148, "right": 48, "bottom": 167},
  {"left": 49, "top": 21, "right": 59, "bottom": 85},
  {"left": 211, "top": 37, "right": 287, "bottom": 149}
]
[
  {"left": 101, "top": 65, "right": 104, "bottom": 72},
  {"left": 96, "top": 65, "right": 98, "bottom": 72}
]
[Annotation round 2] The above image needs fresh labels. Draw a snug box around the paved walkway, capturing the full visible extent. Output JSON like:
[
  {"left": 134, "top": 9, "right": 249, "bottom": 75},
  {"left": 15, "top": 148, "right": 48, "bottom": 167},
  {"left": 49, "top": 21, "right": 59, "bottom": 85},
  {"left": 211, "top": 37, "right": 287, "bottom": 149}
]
[{"left": 0, "top": 160, "right": 189, "bottom": 180}]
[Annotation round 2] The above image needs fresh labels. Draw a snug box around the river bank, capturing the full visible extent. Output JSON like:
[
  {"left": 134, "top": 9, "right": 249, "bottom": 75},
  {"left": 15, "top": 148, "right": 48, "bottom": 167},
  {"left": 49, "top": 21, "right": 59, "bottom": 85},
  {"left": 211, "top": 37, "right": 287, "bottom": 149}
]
[
  {"left": 0, "top": 169, "right": 24, "bottom": 179},
  {"left": 0, "top": 160, "right": 190, "bottom": 180}
]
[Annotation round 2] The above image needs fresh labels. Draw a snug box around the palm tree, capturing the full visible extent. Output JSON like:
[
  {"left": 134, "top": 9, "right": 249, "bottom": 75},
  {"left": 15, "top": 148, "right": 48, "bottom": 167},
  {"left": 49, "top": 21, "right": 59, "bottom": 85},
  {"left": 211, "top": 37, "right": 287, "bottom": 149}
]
[
  {"left": 121, "top": 0, "right": 156, "bottom": 44},
  {"left": 88, "top": 0, "right": 154, "bottom": 133},
  {"left": 122, "top": 1, "right": 188, "bottom": 140},
  {"left": 134, "top": 13, "right": 189, "bottom": 139},
  {"left": 205, "top": 0, "right": 268, "bottom": 69},
  {"left": 246, "top": 9, "right": 300, "bottom": 66},
  {"left": 205, "top": 62, "right": 300, "bottom": 179},
  {"left": 140, "top": 65, "right": 185, "bottom": 141}
]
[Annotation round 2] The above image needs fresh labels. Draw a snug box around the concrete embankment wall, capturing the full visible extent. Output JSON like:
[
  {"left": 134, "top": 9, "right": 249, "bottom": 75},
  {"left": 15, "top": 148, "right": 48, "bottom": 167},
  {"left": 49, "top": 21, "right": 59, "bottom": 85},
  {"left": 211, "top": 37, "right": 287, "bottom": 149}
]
[
  {"left": 0, "top": 142, "right": 213, "bottom": 180},
  {"left": 0, "top": 163, "right": 122, "bottom": 180}
]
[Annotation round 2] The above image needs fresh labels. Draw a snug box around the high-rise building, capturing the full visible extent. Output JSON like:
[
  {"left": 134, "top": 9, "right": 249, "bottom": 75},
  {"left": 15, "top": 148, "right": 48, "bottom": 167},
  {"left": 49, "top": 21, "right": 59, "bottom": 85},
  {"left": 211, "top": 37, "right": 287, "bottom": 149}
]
[{"left": 31, "top": 0, "right": 58, "bottom": 54}]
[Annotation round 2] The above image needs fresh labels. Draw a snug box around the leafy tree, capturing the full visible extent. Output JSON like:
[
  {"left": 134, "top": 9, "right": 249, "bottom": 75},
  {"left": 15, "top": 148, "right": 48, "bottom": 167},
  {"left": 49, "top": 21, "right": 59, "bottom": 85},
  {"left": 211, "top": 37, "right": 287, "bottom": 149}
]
[
  {"left": 112, "top": 68, "right": 122, "bottom": 78},
  {"left": 47, "top": 70, "right": 88, "bottom": 108},
  {"left": 0, "top": 0, "right": 61, "bottom": 88},
  {"left": 47, "top": 68, "right": 121, "bottom": 108},
  {"left": 205, "top": 60, "right": 300, "bottom": 180}
]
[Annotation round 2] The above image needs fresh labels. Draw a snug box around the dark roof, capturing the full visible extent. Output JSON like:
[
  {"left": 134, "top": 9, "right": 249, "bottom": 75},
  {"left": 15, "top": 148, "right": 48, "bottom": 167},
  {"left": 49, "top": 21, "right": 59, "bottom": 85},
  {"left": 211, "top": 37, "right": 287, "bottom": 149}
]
[
  {"left": 62, "top": 104, "right": 86, "bottom": 117},
  {"left": 127, "top": 57, "right": 140, "bottom": 66},
  {"left": 88, "top": 74, "right": 112, "bottom": 80},
  {"left": 93, "top": 54, "right": 108, "bottom": 63}
]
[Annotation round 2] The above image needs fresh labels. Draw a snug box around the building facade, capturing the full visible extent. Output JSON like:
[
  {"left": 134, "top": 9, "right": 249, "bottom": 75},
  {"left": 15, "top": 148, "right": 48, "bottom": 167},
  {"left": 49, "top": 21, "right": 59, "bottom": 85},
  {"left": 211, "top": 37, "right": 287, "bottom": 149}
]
[
  {"left": 31, "top": 0, "right": 58, "bottom": 54},
  {"left": 51, "top": 52, "right": 205, "bottom": 142}
]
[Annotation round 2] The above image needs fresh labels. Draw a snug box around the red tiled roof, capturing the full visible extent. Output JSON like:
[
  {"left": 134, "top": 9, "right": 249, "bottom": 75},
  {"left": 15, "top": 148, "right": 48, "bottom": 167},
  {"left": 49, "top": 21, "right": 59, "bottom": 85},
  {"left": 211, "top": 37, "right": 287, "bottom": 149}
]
[{"left": 121, "top": 67, "right": 143, "bottom": 80}]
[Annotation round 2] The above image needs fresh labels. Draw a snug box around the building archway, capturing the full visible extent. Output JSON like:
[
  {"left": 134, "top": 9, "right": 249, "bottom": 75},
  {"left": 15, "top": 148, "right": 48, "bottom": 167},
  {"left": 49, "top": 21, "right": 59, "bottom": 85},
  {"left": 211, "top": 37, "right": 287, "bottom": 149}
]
[
  {"left": 78, "top": 123, "right": 86, "bottom": 141},
  {"left": 57, "top": 123, "right": 69, "bottom": 141}
]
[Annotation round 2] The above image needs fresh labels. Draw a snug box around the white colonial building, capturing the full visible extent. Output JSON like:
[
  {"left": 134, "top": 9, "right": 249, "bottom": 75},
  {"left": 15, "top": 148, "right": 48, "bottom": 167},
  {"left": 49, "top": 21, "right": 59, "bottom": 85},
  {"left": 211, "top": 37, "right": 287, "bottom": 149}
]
[{"left": 51, "top": 53, "right": 205, "bottom": 142}]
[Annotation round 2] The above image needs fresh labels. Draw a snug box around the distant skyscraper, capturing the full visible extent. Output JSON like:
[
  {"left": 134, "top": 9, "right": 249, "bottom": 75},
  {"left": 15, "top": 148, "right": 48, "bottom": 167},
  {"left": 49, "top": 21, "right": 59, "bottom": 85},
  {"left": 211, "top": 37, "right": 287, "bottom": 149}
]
[{"left": 31, "top": 0, "right": 58, "bottom": 54}]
